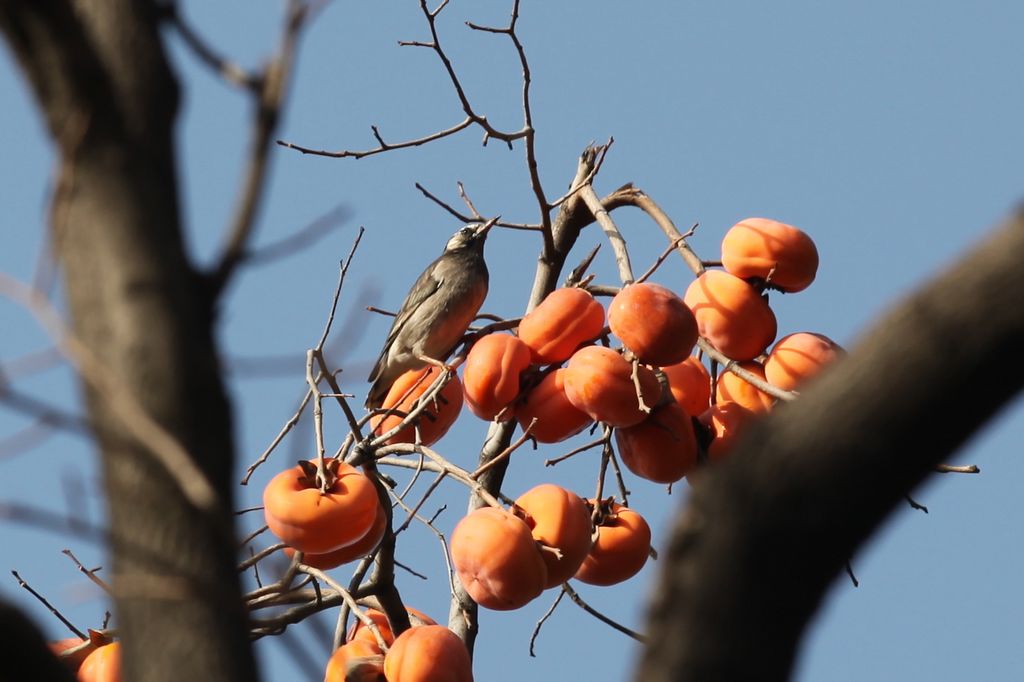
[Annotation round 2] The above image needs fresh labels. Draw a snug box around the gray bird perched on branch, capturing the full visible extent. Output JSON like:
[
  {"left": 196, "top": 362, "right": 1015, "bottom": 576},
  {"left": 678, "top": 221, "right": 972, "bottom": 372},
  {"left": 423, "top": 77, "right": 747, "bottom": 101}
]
[{"left": 365, "top": 218, "right": 496, "bottom": 409}]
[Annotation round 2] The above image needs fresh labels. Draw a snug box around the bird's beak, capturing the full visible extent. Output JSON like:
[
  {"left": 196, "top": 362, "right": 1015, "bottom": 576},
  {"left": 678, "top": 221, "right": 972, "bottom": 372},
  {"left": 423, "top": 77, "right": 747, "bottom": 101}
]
[{"left": 474, "top": 216, "right": 499, "bottom": 239}]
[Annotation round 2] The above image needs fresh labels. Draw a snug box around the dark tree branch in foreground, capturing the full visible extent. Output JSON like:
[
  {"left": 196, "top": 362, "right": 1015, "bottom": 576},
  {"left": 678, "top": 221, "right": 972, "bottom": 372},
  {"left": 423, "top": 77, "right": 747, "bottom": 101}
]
[
  {"left": 639, "top": 211, "right": 1024, "bottom": 681},
  {"left": 0, "top": 1, "right": 257, "bottom": 680},
  {"left": 0, "top": 599, "right": 76, "bottom": 682}
]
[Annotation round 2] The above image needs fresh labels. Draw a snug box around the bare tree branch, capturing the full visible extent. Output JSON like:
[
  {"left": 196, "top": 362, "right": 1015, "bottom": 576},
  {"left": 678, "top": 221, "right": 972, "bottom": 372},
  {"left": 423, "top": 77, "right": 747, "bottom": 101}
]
[
  {"left": 210, "top": 0, "right": 313, "bottom": 293},
  {"left": 163, "top": 2, "right": 260, "bottom": 90},
  {"left": 278, "top": 116, "right": 474, "bottom": 158}
]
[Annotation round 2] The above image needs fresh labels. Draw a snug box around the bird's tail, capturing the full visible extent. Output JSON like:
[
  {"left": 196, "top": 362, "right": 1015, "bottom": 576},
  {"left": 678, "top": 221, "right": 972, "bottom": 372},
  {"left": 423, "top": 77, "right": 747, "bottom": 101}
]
[{"left": 365, "top": 373, "right": 394, "bottom": 410}]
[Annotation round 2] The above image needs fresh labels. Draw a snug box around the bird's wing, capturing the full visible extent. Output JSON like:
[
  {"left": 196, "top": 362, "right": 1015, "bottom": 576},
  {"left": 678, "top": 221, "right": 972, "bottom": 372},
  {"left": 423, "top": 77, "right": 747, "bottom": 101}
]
[{"left": 367, "top": 263, "right": 444, "bottom": 383}]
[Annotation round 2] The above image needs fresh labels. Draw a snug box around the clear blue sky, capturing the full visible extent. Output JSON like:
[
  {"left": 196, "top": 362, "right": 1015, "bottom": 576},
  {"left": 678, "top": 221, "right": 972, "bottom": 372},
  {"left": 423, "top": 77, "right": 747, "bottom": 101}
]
[{"left": 3, "top": 1, "right": 1023, "bottom": 680}]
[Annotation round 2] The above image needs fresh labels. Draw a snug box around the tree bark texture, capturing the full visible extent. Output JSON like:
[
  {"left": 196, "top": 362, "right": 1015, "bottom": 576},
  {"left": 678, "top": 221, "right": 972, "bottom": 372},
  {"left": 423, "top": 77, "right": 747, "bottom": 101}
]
[
  {"left": 638, "top": 211, "right": 1024, "bottom": 681},
  {"left": 0, "top": 2, "right": 257, "bottom": 680}
]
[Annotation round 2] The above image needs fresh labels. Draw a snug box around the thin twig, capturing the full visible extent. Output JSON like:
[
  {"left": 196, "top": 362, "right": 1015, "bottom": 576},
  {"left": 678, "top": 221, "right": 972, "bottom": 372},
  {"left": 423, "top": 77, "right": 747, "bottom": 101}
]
[
  {"left": 698, "top": 339, "right": 797, "bottom": 403},
  {"left": 544, "top": 433, "right": 608, "bottom": 467},
  {"left": 635, "top": 230, "right": 699, "bottom": 284},
  {"left": 0, "top": 502, "right": 104, "bottom": 542},
  {"left": 316, "top": 222, "right": 366, "bottom": 353},
  {"left": 240, "top": 524, "right": 270, "bottom": 549},
  {"left": 468, "top": 0, "right": 551, "bottom": 238},
  {"left": 297, "top": 565, "right": 390, "bottom": 651},
  {"left": 457, "top": 181, "right": 483, "bottom": 219},
  {"left": 250, "top": 547, "right": 264, "bottom": 589},
  {"left": 546, "top": 142, "right": 613, "bottom": 211},
  {"left": 62, "top": 549, "right": 112, "bottom": 594},
  {"left": 411, "top": 0, "right": 527, "bottom": 147},
  {"left": 528, "top": 587, "right": 565, "bottom": 657},
  {"left": 621, "top": 189, "right": 705, "bottom": 276},
  {"left": 563, "top": 582, "right": 646, "bottom": 643},
  {"left": 367, "top": 306, "right": 397, "bottom": 318},
  {"left": 165, "top": 3, "right": 260, "bottom": 90},
  {"left": 386, "top": 489, "right": 458, "bottom": 601},
  {"left": 316, "top": 354, "right": 365, "bottom": 441},
  {"left": 237, "top": 542, "right": 286, "bottom": 573},
  {"left": 278, "top": 116, "right": 474, "bottom": 158},
  {"left": 212, "top": 0, "right": 313, "bottom": 292},
  {"left": 244, "top": 205, "right": 351, "bottom": 266},
  {"left": 630, "top": 356, "right": 655, "bottom": 415},
  {"left": 470, "top": 419, "right": 536, "bottom": 479},
  {"left": 394, "top": 561, "right": 429, "bottom": 580},
  {"left": 366, "top": 366, "right": 460, "bottom": 450},
  {"left": 905, "top": 495, "right": 929, "bottom": 514},
  {"left": 242, "top": 382, "right": 315, "bottom": 484},
  {"left": 0, "top": 345, "right": 64, "bottom": 380},
  {"left": 375, "top": 444, "right": 503, "bottom": 510},
  {"left": 0, "top": 420, "right": 59, "bottom": 459},
  {"left": 0, "top": 385, "right": 90, "bottom": 436},
  {"left": 935, "top": 464, "right": 980, "bottom": 474},
  {"left": 594, "top": 436, "right": 612, "bottom": 513},
  {"left": 305, "top": 351, "right": 328, "bottom": 490},
  {"left": 394, "top": 451, "right": 427, "bottom": 507},
  {"left": 607, "top": 447, "right": 630, "bottom": 505},
  {"left": 845, "top": 560, "right": 860, "bottom": 588},
  {"left": 413, "top": 182, "right": 541, "bottom": 230},
  {"left": 11, "top": 570, "right": 86, "bottom": 639},
  {"left": 563, "top": 244, "right": 602, "bottom": 288},
  {"left": 395, "top": 471, "right": 447, "bottom": 535}
]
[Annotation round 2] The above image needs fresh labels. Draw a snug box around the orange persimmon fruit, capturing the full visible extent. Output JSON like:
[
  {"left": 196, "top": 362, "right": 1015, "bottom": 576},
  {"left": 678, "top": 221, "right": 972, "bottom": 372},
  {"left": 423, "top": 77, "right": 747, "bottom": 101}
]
[
  {"left": 263, "top": 458, "right": 379, "bottom": 555},
  {"left": 574, "top": 500, "right": 651, "bottom": 586},
  {"left": 49, "top": 637, "right": 92, "bottom": 673},
  {"left": 608, "top": 282, "right": 698, "bottom": 366},
  {"left": 383, "top": 625, "right": 473, "bottom": 682},
  {"left": 661, "top": 356, "right": 711, "bottom": 417},
  {"left": 462, "top": 333, "right": 532, "bottom": 421},
  {"left": 721, "top": 217, "right": 819, "bottom": 292},
  {"left": 715, "top": 361, "right": 774, "bottom": 413},
  {"left": 615, "top": 402, "right": 699, "bottom": 484},
  {"left": 77, "top": 642, "right": 120, "bottom": 682},
  {"left": 371, "top": 366, "right": 463, "bottom": 446},
  {"left": 512, "top": 484, "right": 593, "bottom": 588},
  {"left": 515, "top": 368, "right": 593, "bottom": 443},
  {"left": 324, "top": 639, "right": 385, "bottom": 682},
  {"left": 347, "top": 607, "right": 437, "bottom": 648},
  {"left": 683, "top": 270, "right": 777, "bottom": 361},
  {"left": 450, "top": 507, "right": 547, "bottom": 610},
  {"left": 563, "top": 345, "right": 661, "bottom": 428},
  {"left": 517, "top": 288, "right": 605, "bottom": 364},
  {"left": 764, "top": 332, "right": 843, "bottom": 391},
  {"left": 699, "top": 401, "right": 755, "bottom": 462},
  {"left": 284, "top": 499, "right": 387, "bottom": 570}
]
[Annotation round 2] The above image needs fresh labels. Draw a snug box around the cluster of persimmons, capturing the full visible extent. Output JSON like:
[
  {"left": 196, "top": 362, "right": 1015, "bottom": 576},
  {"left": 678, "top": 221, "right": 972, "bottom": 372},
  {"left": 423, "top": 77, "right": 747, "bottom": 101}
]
[{"left": 63, "top": 218, "right": 841, "bottom": 682}]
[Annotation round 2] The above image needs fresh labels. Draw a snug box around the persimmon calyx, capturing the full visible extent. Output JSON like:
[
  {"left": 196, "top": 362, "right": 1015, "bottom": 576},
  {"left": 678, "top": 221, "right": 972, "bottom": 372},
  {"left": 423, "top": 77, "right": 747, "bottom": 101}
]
[
  {"left": 295, "top": 458, "right": 342, "bottom": 490},
  {"left": 587, "top": 496, "right": 619, "bottom": 526}
]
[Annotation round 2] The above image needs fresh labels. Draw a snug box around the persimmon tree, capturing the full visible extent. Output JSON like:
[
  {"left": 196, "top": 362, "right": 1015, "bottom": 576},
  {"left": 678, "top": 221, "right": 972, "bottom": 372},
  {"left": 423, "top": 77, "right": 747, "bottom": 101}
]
[{"left": 2, "top": 2, "right": 1022, "bottom": 682}]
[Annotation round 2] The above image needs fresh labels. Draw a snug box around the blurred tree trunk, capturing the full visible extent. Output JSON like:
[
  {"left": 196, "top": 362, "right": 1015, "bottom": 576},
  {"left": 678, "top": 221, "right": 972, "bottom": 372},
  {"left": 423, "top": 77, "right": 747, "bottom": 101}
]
[
  {"left": 0, "top": 2, "right": 257, "bottom": 680},
  {"left": 638, "top": 212, "right": 1024, "bottom": 681}
]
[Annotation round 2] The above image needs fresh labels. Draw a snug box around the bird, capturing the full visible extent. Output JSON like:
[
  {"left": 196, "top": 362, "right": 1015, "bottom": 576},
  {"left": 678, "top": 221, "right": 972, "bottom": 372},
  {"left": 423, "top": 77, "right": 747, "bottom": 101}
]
[{"left": 365, "top": 218, "right": 496, "bottom": 409}]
